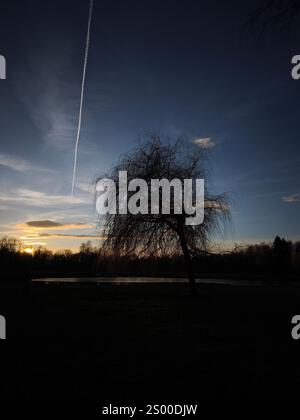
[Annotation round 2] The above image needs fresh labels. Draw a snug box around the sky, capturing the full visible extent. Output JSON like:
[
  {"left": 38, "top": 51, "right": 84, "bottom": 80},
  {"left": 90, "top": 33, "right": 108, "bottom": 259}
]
[{"left": 0, "top": 0, "right": 299, "bottom": 252}]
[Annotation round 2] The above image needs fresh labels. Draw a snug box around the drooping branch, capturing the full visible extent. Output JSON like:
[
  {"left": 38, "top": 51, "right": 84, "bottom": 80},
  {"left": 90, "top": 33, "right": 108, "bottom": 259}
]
[{"left": 245, "top": 0, "right": 300, "bottom": 38}]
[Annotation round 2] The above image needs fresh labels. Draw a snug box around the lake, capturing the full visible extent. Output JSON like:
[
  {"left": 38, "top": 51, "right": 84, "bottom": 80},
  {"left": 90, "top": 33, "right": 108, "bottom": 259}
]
[{"left": 31, "top": 276, "right": 263, "bottom": 286}]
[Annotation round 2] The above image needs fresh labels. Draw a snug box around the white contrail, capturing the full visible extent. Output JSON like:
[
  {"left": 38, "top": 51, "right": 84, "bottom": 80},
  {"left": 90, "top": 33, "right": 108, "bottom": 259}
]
[{"left": 71, "top": 0, "right": 94, "bottom": 195}]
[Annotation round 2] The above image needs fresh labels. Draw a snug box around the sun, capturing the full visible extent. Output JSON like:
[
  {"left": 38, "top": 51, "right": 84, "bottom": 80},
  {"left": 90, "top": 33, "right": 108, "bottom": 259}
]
[{"left": 23, "top": 247, "right": 34, "bottom": 255}]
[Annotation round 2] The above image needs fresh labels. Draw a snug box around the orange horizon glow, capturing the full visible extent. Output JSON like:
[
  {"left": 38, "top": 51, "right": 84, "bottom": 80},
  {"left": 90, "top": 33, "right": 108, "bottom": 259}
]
[{"left": 22, "top": 246, "right": 34, "bottom": 254}]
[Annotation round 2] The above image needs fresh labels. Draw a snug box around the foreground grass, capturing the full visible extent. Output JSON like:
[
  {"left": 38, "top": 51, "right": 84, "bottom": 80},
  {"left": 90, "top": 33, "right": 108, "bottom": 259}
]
[{"left": 0, "top": 282, "right": 300, "bottom": 400}]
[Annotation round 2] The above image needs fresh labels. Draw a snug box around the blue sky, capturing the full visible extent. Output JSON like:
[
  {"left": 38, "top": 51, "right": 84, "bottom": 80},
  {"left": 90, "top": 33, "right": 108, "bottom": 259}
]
[{"left": 0, "top": 0, "right": 299, "bottom": 251}]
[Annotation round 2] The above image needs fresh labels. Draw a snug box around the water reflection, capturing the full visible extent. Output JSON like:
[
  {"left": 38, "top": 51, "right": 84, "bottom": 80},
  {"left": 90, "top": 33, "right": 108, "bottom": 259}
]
[{"left": 31, "top": 277, "right": 257, "bottom": 286}]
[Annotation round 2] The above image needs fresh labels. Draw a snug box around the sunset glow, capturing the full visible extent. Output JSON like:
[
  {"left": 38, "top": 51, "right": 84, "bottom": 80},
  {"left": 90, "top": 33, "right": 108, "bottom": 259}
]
[{"left": 22, "top": 247, "right": 34, "bottom": 255}]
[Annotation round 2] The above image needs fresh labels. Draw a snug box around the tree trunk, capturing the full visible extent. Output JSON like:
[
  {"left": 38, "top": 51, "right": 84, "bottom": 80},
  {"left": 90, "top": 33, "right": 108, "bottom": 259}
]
[{"left": 177, "top": 227, "right": 196, "bottom": 292}]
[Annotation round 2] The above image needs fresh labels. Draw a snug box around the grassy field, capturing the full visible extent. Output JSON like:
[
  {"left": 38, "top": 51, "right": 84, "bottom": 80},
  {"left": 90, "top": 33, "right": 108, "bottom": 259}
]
[{"left": 0, "top": 281, "right": 300, "bottom": 400}]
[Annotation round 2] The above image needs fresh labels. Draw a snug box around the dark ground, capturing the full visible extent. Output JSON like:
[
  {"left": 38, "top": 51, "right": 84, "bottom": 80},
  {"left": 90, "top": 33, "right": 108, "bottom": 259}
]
[{"left": 0, "top": 280, "right": 300, "bottom": 400}]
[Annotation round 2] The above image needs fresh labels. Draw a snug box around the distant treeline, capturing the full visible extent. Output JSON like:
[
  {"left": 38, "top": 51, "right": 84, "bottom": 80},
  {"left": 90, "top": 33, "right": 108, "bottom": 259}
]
[{"left": 0, "top": 235, "right": 299, "bottom": 282}]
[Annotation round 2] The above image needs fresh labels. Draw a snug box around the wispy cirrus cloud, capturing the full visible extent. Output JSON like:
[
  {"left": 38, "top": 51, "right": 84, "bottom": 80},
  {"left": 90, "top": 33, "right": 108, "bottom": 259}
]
[
  {"left": 21, "top": 233, "right": 100, "bottom": 240},
  {"left": 193, "top": 137, "right": 216, "bottom": 149},
  {"left": 0, "top": 188, "right": 89, "bottom": 208},
  {"left": 0, "top": 153, "right": 30, "bottom": 172},
  {"left": 0, "top": 153, "right": 54, "bottom": 174},
  {"left": 15, "top": 49, "right": 80, "bottom": 151},
  {"left": 282, "top": 193, "right": 300, "bottom": 203}
]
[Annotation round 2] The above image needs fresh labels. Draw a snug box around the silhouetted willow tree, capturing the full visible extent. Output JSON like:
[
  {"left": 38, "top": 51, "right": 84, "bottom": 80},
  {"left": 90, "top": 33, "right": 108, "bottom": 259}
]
[{"left": 96, "top": 135, "right": 230, "bottom": 286}]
